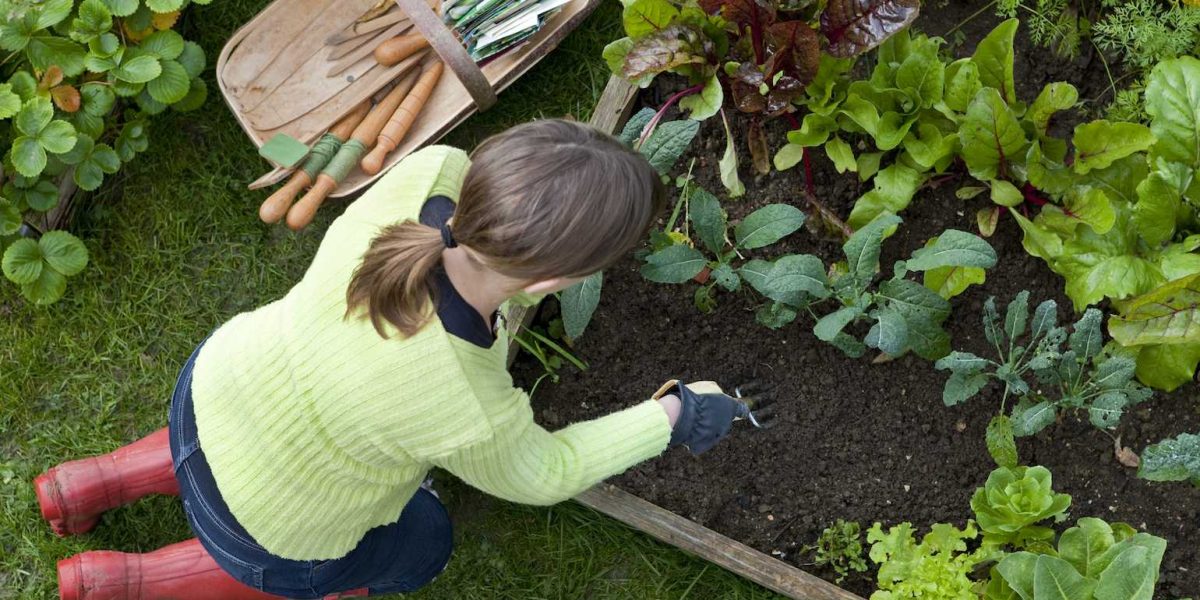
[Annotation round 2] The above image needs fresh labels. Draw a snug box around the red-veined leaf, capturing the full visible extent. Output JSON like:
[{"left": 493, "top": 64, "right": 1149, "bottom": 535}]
[{"left": 821, "top": 0, "right": 920, "bottom": 57}]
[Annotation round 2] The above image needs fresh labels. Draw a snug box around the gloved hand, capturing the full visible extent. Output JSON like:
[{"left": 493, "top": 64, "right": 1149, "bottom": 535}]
[{"left": 653, "top": 380, "right": 761, "bottom": 455}]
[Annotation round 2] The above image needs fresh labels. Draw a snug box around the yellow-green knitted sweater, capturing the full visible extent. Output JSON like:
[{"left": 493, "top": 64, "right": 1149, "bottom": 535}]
[{"left": 191, "top": 146, "right": 671, "bottom": 561}]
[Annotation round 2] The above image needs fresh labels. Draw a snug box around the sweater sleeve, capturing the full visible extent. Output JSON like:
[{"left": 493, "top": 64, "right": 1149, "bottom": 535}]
[{"left": 432, "top": 395, "right": 672, "bottom": 505}]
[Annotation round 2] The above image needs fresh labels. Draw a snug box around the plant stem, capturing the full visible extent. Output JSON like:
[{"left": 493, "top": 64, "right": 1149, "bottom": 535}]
[
  {"left": 944, "top": 0, "right": 1000, "bottom": 38},
  {"left": 636, "top": 84, "right": 706, "bottom": 149}
]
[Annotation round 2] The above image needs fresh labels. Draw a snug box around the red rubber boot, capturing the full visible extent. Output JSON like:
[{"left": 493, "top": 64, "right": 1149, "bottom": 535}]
[
  {"left": 35, "top": 427, "right": 180, "bottom": 536},
  {"left": 58, "top": 538, "right": 370, "bottom": 600}
]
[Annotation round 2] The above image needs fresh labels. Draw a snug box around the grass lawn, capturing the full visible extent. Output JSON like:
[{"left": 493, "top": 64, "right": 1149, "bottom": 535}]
[{"left": 0, "top": 1, "right": 781, "bottom": 598}]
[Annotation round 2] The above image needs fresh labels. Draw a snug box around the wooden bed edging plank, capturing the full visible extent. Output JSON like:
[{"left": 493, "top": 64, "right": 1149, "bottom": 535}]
[
  {"left": 502, "top": 74, "right": 864, "bottom": 600},
  {"left": 576, "top": 485, "right": 865, "bottom": 600}
]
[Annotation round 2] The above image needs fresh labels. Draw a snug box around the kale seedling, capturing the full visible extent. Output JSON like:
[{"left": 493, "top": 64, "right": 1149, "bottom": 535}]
[
  {"left": 745, "top": 213, "right": 997, "bottom": 360},
  {"left": 805, "top": 519, "right": 868, "bottom": 583},
  {"left": 935, "top": 292, "right": 1153, "bottom": 468}
]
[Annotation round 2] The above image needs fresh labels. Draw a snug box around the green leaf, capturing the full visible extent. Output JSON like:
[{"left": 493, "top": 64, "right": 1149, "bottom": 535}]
[
  {"left": 902, "top": 123, "right": 956, "bottom": 170},
  {"left": 960, "top": 87, "right": 1028, "bottom": 181},
  {"left": 1011, "top": 399, "right": 1056, "bottom": 436},
  {"left": 1069, "top": 308, "right": 1104, "bottom": 359},
  {"left": 140, "top": 30, "right": 185, "bottom": 61},
  {"left": 1031, "top": 299, "right": 1058, "bottom": 339},
  {"left": 712, "top": 263, "right": 738, "bottom": 291},
  {"left": 688, "top": 185, "right": 725, "bottom": 254},
  {"left": 2, "top": 238, "right": 44, "bottom": 284},
  {"left": 843, "top": 213, "right": 902, "bottom": 281},
  {"left": 1072, "top": 121, "right": 1156, "bottom": 175},
  {"left": 1133, "top": 162, "right": 1186, "bottom": 245},
  {"left": 719, "top": 111, "right": 744, "bottom": 197},
  {"left": 12, "top": 137, "right": 48, "bottom": 177},
  {"left": 641, "top": 244, "right": 706, "bottom": 283},
  {"left": 866, "top": 305, "right": 908, "bottom": 355},
  {"left": 172, "top": 77, "right": 207, "bottom": 112},
  {"left": 943, "top": 59, "right": 981, "bottom": 113},
  {"left": 786, "top": 112, "right": 837, "bottom": 147},
  {"left": 102, "top": 0, "right": 140, "bottom": 16},
  {"left": 972, "top": 19, "right": 1018, "bottom": 104},
  {"left": 81, "top": 82, "right": 116, "bottom": 117},
  {"left": 0, "top": 84, "right": 20, "bottom": 119},
  {"left": 1110, "top": 273, "right": 1200, "bottom": 346},
  {"left": 39, "top": 120, "right": 78, "bottom": 154},
  {"left": 0, "top": 199, "right": 22, "bottom": 236},
  {"left": 847, "top": 164, "right": 922, "bottom": 229},
  {"left": 1131, "top": 342, "right": 1200, "bottom": 391},
  {"left": 944, "top": 371, "right": 989, "bottom": 406},
  {"left": 773, "top": 143, "right": 805, "bottom": 171},
  {"left": 1094, "top": 541, "right": 1164, "bottom": 600},
  {"left": 16, "top": 97, "right": 53, "bottom": 136},
  {"left": 999, "top": 554, "right": 1097, "bottom": 600},
  {"left": 38, "top": 230, "right": 88, "bottom": 276},
  {"left": 756, "top": 302, "right": 797, "bottom": 329},
  {"left": 924, "top": 264, "right": 986, "bottom": 299},
  {"left": 115, "top": 120, "right": 150, "bottom": 161},
  {"left": 764, "top": 254, "right": 829, "bottom": 301},
  {"left": 113, "top": 54, "right": 162, "bottom": 84},
  {"left": 71, "top": 0, "right": 113, "bottom": 43},
  {"left": 1004, "top": 290, "right": 1030, "bottom": 340},
  {"left": 27, "top": 36, "right": 87, "bottom": 77},
  {"left": 1064, "top": 188, "right": 1115, "bottom": 235},
  {"left": 1009, "top": 208, "right": 1063, "bottom": 261},
  {"left": 146, "top": 0, "right": 185, "bottom": 11},
  {"left": 935, "top": 351, "right": 989, "bottom": 374},
  {"left": 987, "top": 415, "right": 1019, "bottom": 468},
  {"left": 738, "top": 259, "right": 774, "bottom": 296},
  {"left": 735, "top": 204, "right": 806, "bottom": 249},
  {"left": 622, "top": 0, "right": 678, "bottom": 37},
  {"left": 36, "top": 0, "right": 75, "bottom": 28},
  {"left": 990, "top": 179, "right": 1024, "bottom": 207},
  {"left": 1144, "top": 56, "right": 1200, "bottom": 168},
  {"left": 603, "top": 37, "right": 636, "bottom": 79},
  {"left": 907, "top": 229, "right": 997, "bottom": 271},
  {"left": 1027, "top": 140, "right": 1075, "bottom": 195},
  {"left": 177, "top": 41, "right": 206, "bottom": 79},
  {"left": 147, "top": 59, "right": 190, "bottom": 104},
  {"left": 0, "top": 14, "right": 36, "bottom": 53},
  {"left": 6, "top": 179, "right": 59, "bottom": 212},
  {"left": 896, "top": 49, "right": 945, "bottom": 108},
  {"left": 1060, "top": 518, "right": 1118, "bottom": 579},
  {"left": 814, "top": 305, "right": 863, "bottom": 342},
  {"left": 1026, "top": 82, "right": 1078, "bottom": 136},
  {"left": 825, "top": 137, "right": 856, "bottom": 174},
  {"left": 20, "top": 263, "right": 67, "bottom": 304},
  {"left": 561, "top": 272, "right": 602, "bottom": 340},
  {"left": 679, "top": 75, "right": 721, "bottom": 120},
  {"left": 1138, "top": 432, "right": 1200, "bottom": 485}
]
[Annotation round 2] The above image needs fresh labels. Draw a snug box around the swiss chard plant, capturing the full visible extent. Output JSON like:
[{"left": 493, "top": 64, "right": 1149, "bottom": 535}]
[
  {"left": 1004, "top": 56, "right": 1200, "bottom": 390},
  {"left": 935, "top": 293, "right": 1153, "bottom": 468},
  {"left": 1, "top": 0, "right": 211, "bottom": 304},
  {"left": 603, "top": 0, "right": 918, "bottom": 195}
]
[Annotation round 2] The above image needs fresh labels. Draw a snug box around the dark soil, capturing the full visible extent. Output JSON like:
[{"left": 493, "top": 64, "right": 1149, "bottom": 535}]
[{"left": 515, "top": 2, "right": 1200, "bottom": 597}]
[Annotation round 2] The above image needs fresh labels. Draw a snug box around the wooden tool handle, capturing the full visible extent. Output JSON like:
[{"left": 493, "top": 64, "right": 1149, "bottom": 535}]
[
  {"left": 287, "top": 174, "right": 339, "bottom": 231},
  {"left": 257, "top": 102, "right": 370, "bottom": 224},
  {"left": 374, "top": 33, "right": 430, "bottom": 66},
  {"left": 349, "top": 68, "right": 421, "bottom": 146},
  {"left": 260, "top": 171, "right": 312, "bottom": 223},
  {"left": 361, "top": 61, "right": 445, "bottom": 175}
]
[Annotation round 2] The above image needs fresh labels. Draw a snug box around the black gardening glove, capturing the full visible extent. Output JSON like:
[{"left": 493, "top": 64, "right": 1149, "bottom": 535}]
[{"left": 657, "top": 381, "right": 771, "bottom": 455}]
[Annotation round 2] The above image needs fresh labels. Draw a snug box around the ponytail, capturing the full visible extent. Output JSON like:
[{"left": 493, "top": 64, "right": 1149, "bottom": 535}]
[{"left": 345, "top": 220, "right": 445, "bottom": 338}]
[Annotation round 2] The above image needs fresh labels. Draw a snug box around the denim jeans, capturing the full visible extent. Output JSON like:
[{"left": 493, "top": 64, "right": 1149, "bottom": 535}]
[{"left": 168, "top": 341, "right": 454, "bottom": 598}]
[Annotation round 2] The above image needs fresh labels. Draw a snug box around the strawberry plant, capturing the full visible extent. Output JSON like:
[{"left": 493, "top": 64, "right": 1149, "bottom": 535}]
[
  {"left": 935, "top": 293, "right": 1153, "bottom": 468},
  {"left": 1, "top": 0, "right": 211, "bottom": 304}
]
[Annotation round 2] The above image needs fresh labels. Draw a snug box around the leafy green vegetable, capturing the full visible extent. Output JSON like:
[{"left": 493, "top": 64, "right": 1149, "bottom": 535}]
[
  {"left": 971, "top": 465, "right": 1070, "bottom": 548},
  {"left": 936, "top": 293, "right": 1153, "bottom": 464},
  {"left": 1, "top": 230, "right": 88, "bottom": 305},
  {"left": 805, "top": 519, "right": 868, "bottom": 583},
  {"left": 867, "top": 521, "right": 987, "bottom": 600},
  {"left": 1138, "top": 432, "right": 1200, "bottom": 486},
  {"left": 560, "top": 272, "right": 602, "bottom": 340}
]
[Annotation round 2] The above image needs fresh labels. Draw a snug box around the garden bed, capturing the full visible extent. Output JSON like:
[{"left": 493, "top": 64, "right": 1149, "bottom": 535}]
[{"left": 515, "top": 2, "right": 1200, "bottom": 597}]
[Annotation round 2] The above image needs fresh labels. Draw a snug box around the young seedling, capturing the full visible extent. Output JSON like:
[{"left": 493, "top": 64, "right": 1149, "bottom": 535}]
[
  {"left": 935, "top": 292, "right": 1153, "bottom": 468},
  {"left": 512, "top": 325, "right": 588, "bottom": 397},
  {"left": 743, "top": 213, "right": 997, "bottom": 359},
  {"left": 639, "top": 181, "right": 807, "bottom": 313},
  {"left": 804, "top": 519, "right": 868, "bottom": 583}
]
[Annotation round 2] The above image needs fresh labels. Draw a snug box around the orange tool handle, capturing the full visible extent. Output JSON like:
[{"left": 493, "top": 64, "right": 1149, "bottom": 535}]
[
  {"left": 361, "top": 61, "right": 444, "bottom": 175},
  {"left": 374, "top": 33, "right": 430, "bottom": 67}
]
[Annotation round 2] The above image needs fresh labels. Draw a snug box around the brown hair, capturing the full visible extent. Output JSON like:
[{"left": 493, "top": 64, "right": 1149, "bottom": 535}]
[{"left": 346, "top": 119, "right": 666, "bottom": 338}]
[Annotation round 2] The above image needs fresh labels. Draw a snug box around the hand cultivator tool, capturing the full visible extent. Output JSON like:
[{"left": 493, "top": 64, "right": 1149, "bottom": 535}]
[{"left": 734, "top": 382, "right": 777, "bottom": 430}]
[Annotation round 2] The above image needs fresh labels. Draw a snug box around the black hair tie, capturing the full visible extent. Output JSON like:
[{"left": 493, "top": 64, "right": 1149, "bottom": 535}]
[{"left": 440, "top": 223, "right": 458, "bottom": 249}]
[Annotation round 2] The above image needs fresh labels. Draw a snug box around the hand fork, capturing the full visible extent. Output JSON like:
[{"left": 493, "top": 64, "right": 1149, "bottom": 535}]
[{"left": 734, "top": 381, "right": 777, "bottom": 429}]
